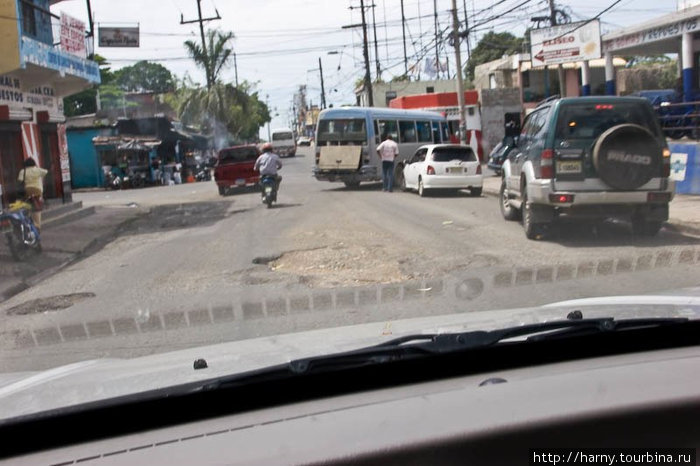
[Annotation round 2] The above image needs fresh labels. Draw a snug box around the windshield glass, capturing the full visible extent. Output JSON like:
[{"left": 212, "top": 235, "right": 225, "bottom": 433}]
[
  {"left": 218, "top": 147, "right": 258, "bottom": 161},
  {"left": 272, "top": 132, "right": 293, "bottom": 141},
  {"left": 317, "top": 118, "right": 367, "bottom": 142},
  {"left": 432, "top": 147, "right": 477, "bottom": 162},
  {"left": 0, "top": 0, "right": 696, "bottom": 425}
]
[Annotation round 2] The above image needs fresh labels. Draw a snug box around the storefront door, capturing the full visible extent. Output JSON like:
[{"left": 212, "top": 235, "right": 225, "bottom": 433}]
[
  {"left": 0, "top": 124, "right": 24, "bottom": 207},
  {"left": 40, "top": 125, "right": 62, "bottom": 199}
]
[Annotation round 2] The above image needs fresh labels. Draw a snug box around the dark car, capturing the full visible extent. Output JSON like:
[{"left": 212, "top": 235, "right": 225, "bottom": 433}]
[
  {"left": 499, "top": 96, "right": 674, "bottom": 239},
  {"left": 487, "top": 138, "right": 516, "bottom": 175},
  {"left": 214, "top": 145, "right": 261, "bottom": 195}
]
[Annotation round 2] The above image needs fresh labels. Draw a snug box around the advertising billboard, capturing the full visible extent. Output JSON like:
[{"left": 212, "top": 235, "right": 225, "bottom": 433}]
[{"left": 530, "top": 20, "right": 601, "bottom": 67}]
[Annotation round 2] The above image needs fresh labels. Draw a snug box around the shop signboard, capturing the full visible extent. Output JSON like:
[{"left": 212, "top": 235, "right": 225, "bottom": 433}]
[
  {"left": 530, "top": 20, "right": 601, "bottom": 67},
  {"left": 98, "top": 26, "right": 140, "bottom": 47},
  {"left": 60, "top": 13, "right": 87, "bottom": 58}
]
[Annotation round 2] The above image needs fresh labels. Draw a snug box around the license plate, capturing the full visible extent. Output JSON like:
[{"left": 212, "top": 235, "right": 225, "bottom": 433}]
[
  {"left": 447, "top": 167, "right": 463, "bottom": 174},
  {"left": 556, "top": 161, "right": 582, "bottom": 174},
  {"left": 235, "top": 178, "right": 246, "bottom": 186}
]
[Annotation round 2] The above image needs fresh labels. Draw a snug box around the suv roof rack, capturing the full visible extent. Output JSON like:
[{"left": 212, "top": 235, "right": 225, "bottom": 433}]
[{"left": 536, "top": 95, "right": 560, "bottom": 107}]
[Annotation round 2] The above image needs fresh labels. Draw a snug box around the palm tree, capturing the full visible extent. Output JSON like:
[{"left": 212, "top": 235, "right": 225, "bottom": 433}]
[{"left": 184, "top": 29, "right": 234, "bottom": 89}]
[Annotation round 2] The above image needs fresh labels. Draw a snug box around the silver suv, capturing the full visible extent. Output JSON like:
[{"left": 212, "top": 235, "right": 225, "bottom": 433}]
[{"left": 500, "top": 96, "right": 674, "bottom": 239}]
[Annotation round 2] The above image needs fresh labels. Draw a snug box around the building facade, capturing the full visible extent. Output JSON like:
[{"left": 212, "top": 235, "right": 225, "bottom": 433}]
[
  {"left": 355, "top": 79, "right": 457, "bottom": 108},
  {"left": 0, "top": 0, "right": 100, "bottom": 207}
]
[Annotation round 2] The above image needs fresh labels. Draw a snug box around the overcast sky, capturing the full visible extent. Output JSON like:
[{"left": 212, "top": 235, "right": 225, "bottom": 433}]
[{"left": 56, "top": 0, "right": 680, "bottom": 133}]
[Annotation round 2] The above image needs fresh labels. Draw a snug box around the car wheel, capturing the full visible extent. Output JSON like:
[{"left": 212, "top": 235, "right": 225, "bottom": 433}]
[
  {"left": 522, "top": 190, "right": 545, "bottom": 240},
  {"left": 401, "top": 174, "right": 409, "bottom": 192},
  {"left": 632, "top": 217, "right": 663, "bottom": 236},
  {"left": 418, "top": 178, "right": 428, "bottom": 197},
  {"left": 500, "top": 179, "right": 519, "bottom": 221},
  {"left": 218, "top": 185, "right": 226, "bottom": 196},
  {"left": 470, "top": 186, "right": 483, "bottom": 197}
]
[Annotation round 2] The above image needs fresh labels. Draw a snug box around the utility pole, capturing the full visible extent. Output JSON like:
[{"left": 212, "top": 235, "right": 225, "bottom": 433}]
[
  {"left": 233, "top": 52, "right": 239, "bottom": 87},
  {"left": 451, "top": 0, "right": 467, "bottom": 146},
  {"left": 370, "top": 2, "right": 381, "bottom": 80},
  {"left": 549, "top": 0, "right": 565, "bottom": 96},
  {"left": 359, "top": 0, "right": 373, "bottom": 106},
  {"left": 434, "top": 0, "right": 440, "bottom": 79},
  {"left": 462, "top": 0, "right": 471, "bottom": 57},
  {"left": 319, "top": 57, "right": 327, "bottom": 109},
  {"left": 85, "top": 0, "right": 94, "bottom": 37},
  {"left": 401, "top": 0, "right": 408, "bottom": 76},
  {"left": 180, "top": 0, "right": 221, "bottom": 90}
]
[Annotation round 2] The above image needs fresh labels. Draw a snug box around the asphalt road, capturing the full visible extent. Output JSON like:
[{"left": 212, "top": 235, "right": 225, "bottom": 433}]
[{"left": 1, "top": 146, "right": 699, "bottom": 371}]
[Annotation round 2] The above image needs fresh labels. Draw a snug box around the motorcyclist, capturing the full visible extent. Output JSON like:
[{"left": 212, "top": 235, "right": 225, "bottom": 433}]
[{"left": 254, "top": 142, "right": 282, "bottom": 191}]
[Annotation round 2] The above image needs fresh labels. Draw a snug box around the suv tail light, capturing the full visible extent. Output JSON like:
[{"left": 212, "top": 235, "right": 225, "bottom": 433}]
[
  {"left": 662, "top": 147, "right": 671, "bottom": 177},
  {"left": 426, "top": 165, "right": 435, "bottom": 175},
  {"left": 476, "top": 164, "right": 482, "bottom": 174},
  {"left": 540, "top": 149, "right": 554, "bottom": 179}
]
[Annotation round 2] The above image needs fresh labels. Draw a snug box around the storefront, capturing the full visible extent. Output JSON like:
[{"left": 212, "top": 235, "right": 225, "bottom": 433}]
[
  {"left": 0, "top": 0, "right": 100, "bottom": 207},
  {"left": 0, "top": 84, "right": 69, "bottom": 207}
]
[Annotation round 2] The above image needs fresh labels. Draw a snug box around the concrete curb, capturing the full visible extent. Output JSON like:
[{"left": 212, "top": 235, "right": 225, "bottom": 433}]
[{"left": 43, "top": 206, "right": 96, "bottom": 229}]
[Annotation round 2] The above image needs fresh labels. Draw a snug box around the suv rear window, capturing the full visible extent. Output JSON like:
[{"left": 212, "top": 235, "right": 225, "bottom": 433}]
[
  {"left": 218, "top": 147, "right": 258, "bottom": 162},
  {"left": 432, "top": 147, "right": 476, "bottom": 162},
  {"left": 554, "top": 102, "right": 661, "bottom": 144}
]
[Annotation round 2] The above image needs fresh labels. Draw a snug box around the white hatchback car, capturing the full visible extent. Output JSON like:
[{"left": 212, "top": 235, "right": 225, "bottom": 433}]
[{"left": 402, "top": 144, "right": 483, "bottom": 197}]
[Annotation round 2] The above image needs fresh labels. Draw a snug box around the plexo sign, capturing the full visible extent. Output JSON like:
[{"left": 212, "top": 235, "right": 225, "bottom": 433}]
[{"left": 530, "top": 20, "right": 601, "bottom": 67}]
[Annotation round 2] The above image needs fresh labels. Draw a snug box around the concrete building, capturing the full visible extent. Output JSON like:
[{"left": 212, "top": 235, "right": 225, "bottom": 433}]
[
  {"left": 474, "top": 54, "right": 627, "bottom": 110},
  {"left": 356, "top": 79, "right": 457, "bottom": 107},
  {"left": 0, "top": 0, "right": 100, "bottom": 207}
]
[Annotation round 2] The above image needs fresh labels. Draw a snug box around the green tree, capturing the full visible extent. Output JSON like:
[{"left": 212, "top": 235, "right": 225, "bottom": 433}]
[
  {"left": 171, "top": 29, "right": 270, "bottom": 143},
  {"left": 184, "top": 29, "right": 234, "bottom": 89},
  {"left": 113, "top": 60, "right": 175, "bottom": 93},
  {"left": 464, "top": 32, "right": 524, "bottom": 81},
  {"left": 63, "top": 54, "right": 120, "bottom": 117}
]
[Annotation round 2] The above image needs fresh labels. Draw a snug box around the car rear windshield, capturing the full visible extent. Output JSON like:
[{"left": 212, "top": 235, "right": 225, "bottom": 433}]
[
  {"left": 317, "top": 118, "right": 367, "bottom": 143},
  {"left": 432, "top": 147, "right": 477, "bottom": 162},
  {"left": 272, "top": 132, "right": 293, "bottom": 141},
  {"left": 218, "top": 147, "right": 258, "bottom": 162},
  {"left": 555, "top": 102, "right": 662, "bottom": 144}
]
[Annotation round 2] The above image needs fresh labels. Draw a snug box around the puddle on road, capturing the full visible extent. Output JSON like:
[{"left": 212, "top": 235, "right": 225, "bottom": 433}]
[{"left": 6, "top": 292, "right": 96, "bottom": 315}]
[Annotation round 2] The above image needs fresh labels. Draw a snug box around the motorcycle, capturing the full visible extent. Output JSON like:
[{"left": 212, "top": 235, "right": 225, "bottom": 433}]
[
  {"left": 104, "top": 170, "right": 122, "bottom": 190},
  {"left": 195, "top": 163, "right": 212, "bottom": 182},
  {"left": 260, "top": 175, "right": 278, "bottom": 208},
  {"left": 0, "top": 200, "right": 41, "bottom": 261}
]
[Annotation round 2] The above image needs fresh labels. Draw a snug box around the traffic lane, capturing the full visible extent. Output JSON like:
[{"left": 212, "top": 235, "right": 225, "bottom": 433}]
[
  {"left": 319, "top": 180, "right": 699, "bottom": 277},
  {"left": 0, "top": 154, "right": 322, "bottom": 328}
]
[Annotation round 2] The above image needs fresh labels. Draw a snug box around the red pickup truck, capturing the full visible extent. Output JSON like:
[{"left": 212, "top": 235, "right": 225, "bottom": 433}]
[{"left": 214, "top": 145, "right": 261, "bottom": 195}]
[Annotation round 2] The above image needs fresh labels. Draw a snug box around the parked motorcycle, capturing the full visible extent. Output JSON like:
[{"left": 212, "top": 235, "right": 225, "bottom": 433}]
[
  {"left": 104, "top": 171, "right": 122, "bottom": 190},
  {"left": 260, "top": 175, "right": 278, "bottom": 208},
  {"left": 0, "top": 200, "right": 41, "bottom": 261}
]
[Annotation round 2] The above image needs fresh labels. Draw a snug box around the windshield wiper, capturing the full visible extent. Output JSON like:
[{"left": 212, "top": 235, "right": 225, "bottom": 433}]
[{"left": 287, "top": 317, "right": 688, "bottom": 375}]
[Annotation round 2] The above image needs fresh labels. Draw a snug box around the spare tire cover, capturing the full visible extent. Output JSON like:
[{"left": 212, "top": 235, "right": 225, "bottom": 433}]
[{"left": 592, "top": 123, "right": 662, "bottom": 190}]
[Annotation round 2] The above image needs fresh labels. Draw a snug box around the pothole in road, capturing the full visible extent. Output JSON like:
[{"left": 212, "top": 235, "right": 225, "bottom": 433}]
[
  {"left": 267, "top": 244, "right": 412, "bottom": 288},
  {"left": 6, "top": 292, "right": 96, "bottom": 315},
  {"left": 252, "top": 254, "right": 282, "bottom": 265}
]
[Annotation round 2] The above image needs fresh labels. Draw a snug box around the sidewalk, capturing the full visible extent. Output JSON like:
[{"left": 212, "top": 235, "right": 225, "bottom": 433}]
[
  {"left": 481, "top": 175, "right": 700, "bottom": 236},
  {"left": 0, "top": 205, "right": 145, "bottom": 301}
]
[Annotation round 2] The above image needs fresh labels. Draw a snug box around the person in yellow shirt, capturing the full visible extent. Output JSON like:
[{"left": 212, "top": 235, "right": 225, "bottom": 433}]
[{"left": 17, "top": 158, "right": 48, "bottom": 230}]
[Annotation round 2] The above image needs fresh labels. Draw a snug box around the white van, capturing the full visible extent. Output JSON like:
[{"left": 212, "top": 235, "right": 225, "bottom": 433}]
[{"left": 271, "top": 128, "right": 296, "bottom": 157}]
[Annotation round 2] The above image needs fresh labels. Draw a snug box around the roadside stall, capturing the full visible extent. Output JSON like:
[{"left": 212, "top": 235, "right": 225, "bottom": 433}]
[{"left": 92, "top": 135, "right": 161, "bottom": 188}]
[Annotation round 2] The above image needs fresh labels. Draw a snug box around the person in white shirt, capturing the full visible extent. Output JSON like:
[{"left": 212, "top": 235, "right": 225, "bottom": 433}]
[
  {"left": 254, "top": 142, "right": 283, "bottom": 189},
  {"left": 376, "top": 134, "right": 399, "bottom": 192}
]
